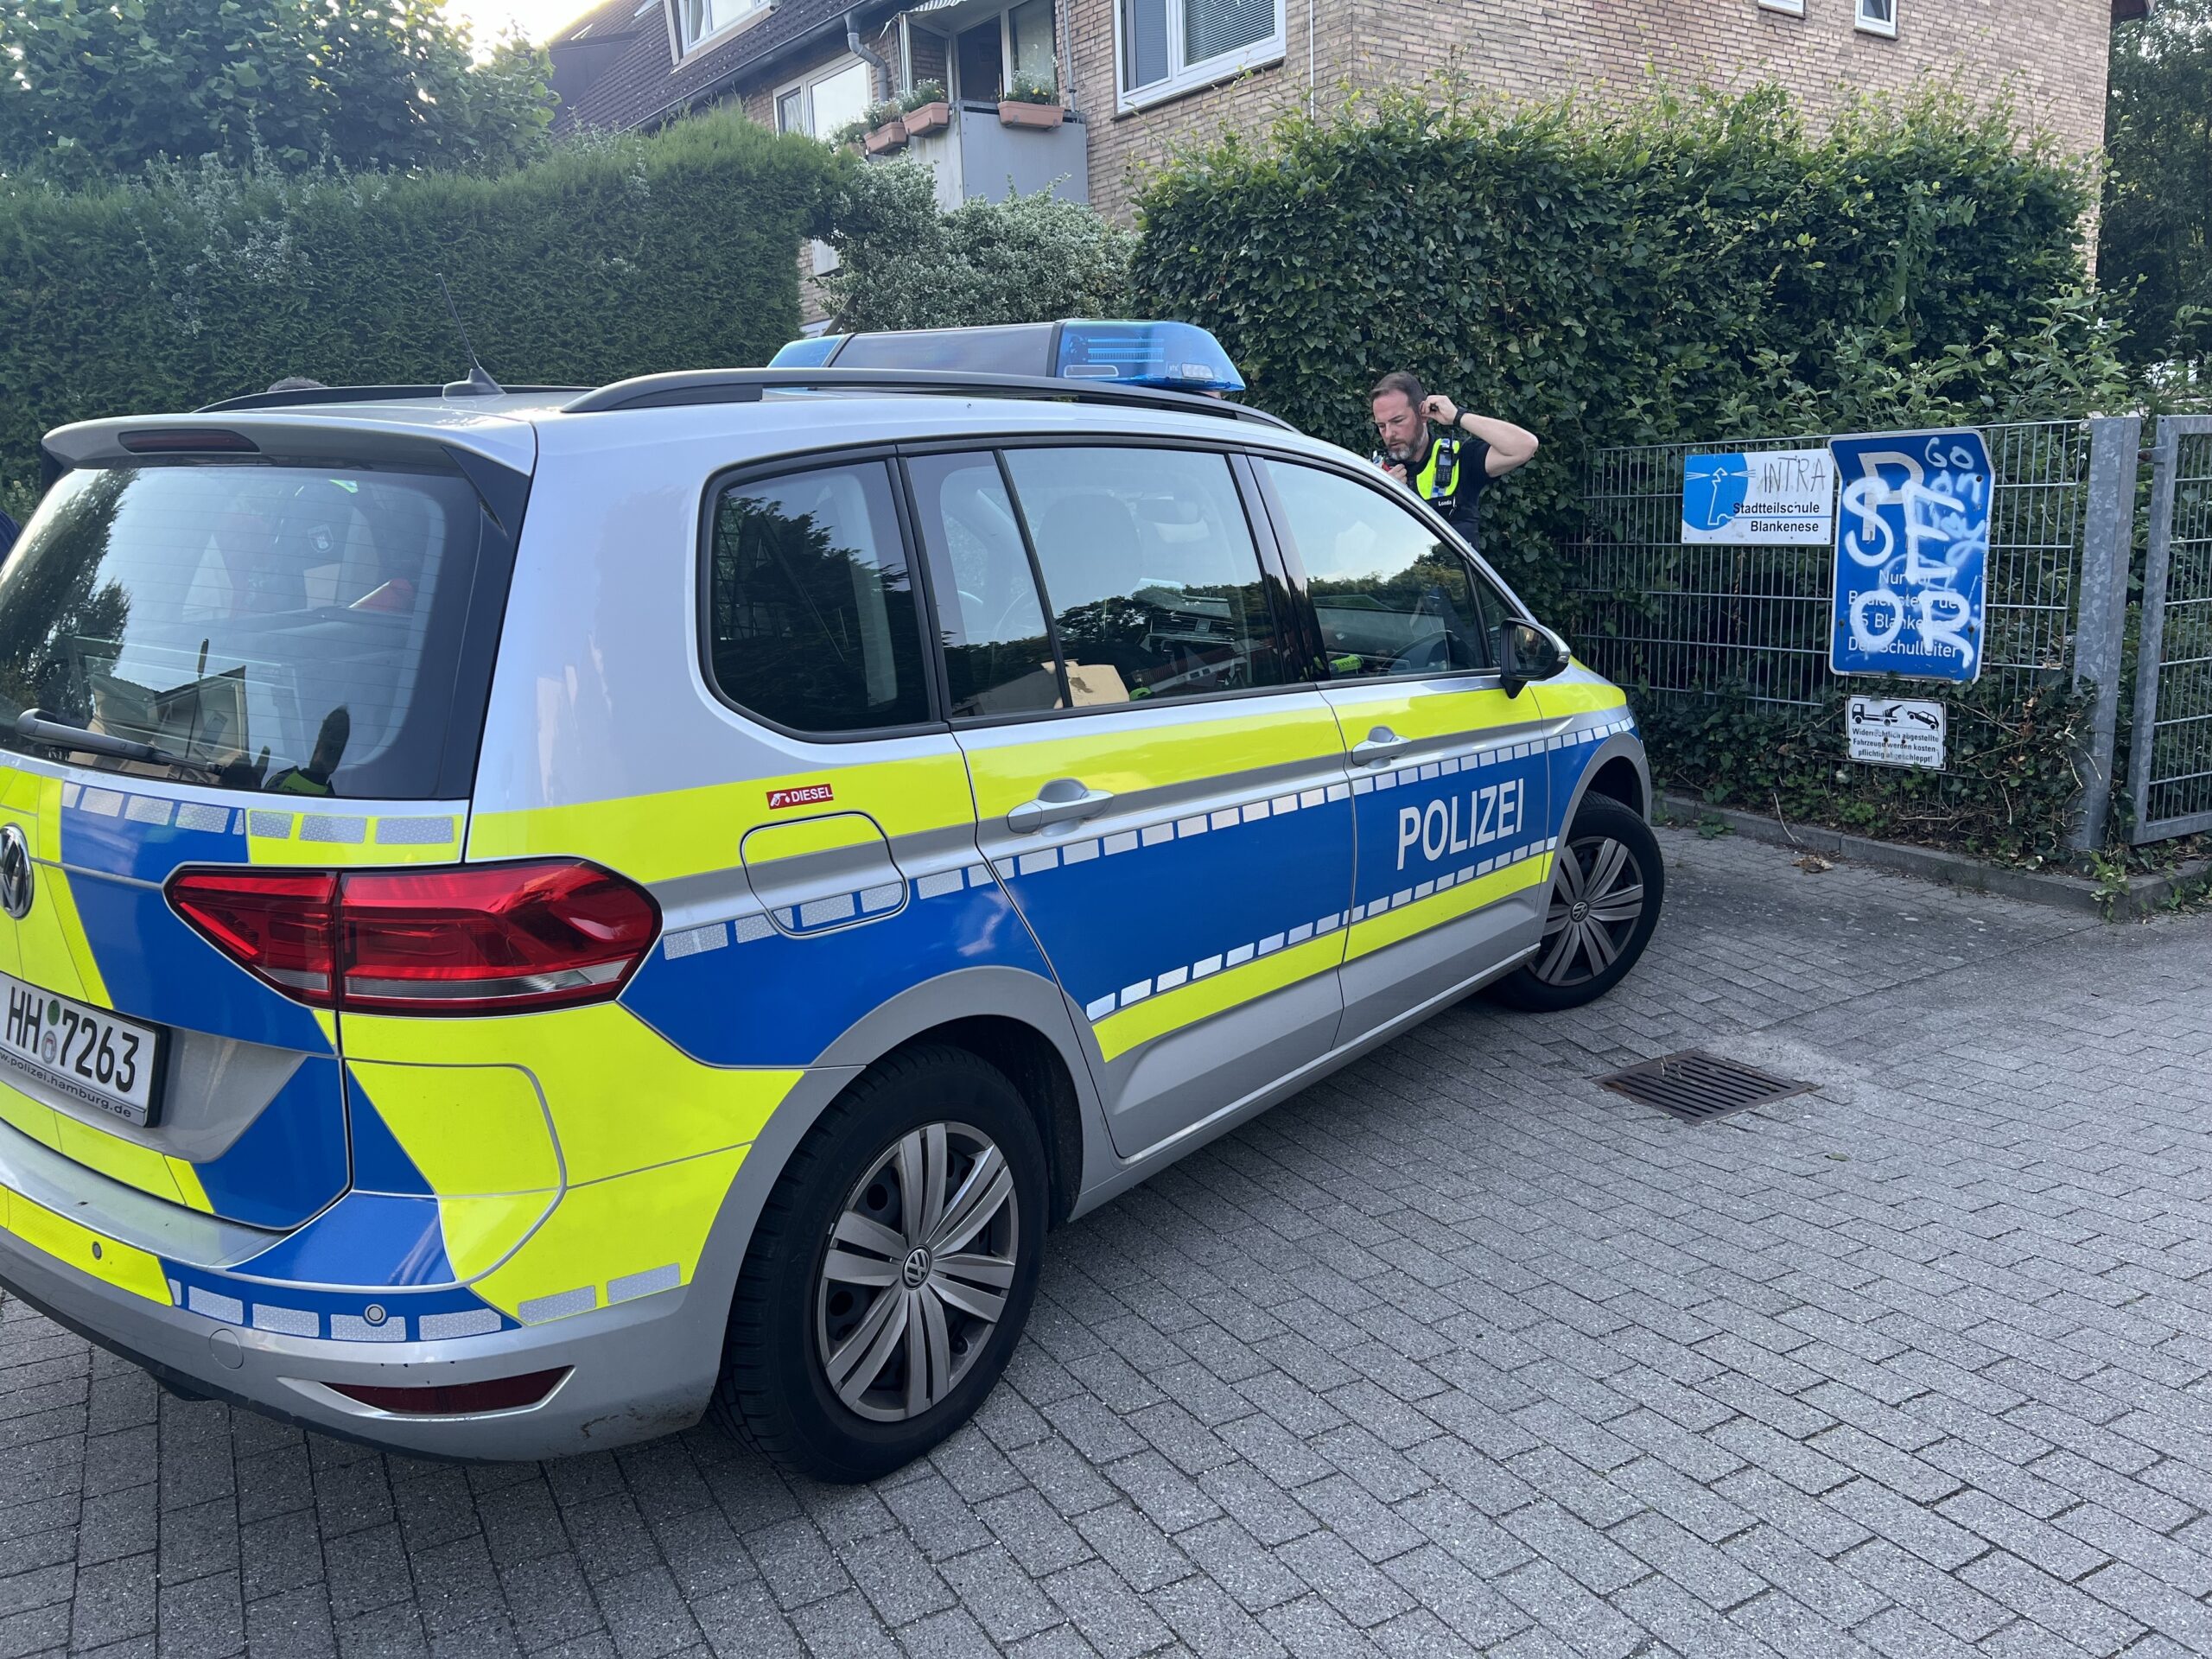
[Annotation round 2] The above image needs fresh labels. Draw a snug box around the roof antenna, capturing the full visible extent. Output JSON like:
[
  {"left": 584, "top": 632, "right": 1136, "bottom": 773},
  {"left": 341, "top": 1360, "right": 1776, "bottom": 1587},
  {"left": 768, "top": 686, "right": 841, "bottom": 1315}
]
[{"left": 437, "top": 275, "right": 505, "bottom": 399}]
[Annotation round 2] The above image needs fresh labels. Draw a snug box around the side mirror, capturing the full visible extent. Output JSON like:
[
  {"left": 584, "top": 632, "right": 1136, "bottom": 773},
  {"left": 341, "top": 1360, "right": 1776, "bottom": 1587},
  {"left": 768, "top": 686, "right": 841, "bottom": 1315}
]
[{"left": 1499, "top": 620, "right": 1571, "bottom": 699}]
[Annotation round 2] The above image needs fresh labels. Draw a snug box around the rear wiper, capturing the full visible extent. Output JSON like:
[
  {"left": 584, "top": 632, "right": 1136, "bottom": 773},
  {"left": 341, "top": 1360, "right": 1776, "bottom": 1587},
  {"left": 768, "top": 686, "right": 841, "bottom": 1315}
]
[{"left": 16, "top": 709, "right": 190, "bottom": 769}]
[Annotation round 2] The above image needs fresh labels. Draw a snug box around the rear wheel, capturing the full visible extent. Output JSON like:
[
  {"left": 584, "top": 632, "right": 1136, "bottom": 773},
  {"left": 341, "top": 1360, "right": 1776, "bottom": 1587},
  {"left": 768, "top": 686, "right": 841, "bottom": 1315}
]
[
  {"left": 1488, "top": 794, "right": 1663, "bottom": 1011},
  {"left": 711, "top": 1045, "right": 1046, "bottom": 1482}
]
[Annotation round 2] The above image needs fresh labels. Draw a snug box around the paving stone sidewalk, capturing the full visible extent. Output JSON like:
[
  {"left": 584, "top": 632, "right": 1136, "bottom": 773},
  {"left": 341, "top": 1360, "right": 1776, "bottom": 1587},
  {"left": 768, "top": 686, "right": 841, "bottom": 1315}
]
[{"left": 2, "top": 826, "right": 2209, "bottom": 1659}]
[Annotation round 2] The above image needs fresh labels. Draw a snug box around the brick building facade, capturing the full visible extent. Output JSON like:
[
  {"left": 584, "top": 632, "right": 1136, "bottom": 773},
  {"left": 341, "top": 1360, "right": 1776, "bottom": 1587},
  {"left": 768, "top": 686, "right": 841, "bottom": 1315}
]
[
  {"left": 552, "top": 0, "right": 2116, "bottom": 255},
  {"left": 1071, "top": 0, "right": 2112, "bottom": 225}
]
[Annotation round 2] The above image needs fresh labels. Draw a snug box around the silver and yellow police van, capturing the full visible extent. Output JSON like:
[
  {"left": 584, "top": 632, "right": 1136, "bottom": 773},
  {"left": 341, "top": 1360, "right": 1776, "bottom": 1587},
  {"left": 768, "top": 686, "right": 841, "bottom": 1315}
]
[{"left": 0, "top": 322, "right": 1657, "bottom": 1478}]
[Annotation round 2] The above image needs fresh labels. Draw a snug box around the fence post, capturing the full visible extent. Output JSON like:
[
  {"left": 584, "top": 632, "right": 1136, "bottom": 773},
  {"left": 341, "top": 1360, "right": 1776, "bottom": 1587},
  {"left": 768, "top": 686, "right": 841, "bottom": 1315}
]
[{"left": 2069, "top": 415, "right": 2141, "bottom": 854}]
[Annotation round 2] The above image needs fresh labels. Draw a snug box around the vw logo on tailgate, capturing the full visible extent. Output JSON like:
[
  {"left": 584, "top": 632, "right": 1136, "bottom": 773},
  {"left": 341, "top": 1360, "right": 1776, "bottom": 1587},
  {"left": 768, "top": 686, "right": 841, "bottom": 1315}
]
[{"left": 0, "top": 824, "right": 35, "bottom": 920}]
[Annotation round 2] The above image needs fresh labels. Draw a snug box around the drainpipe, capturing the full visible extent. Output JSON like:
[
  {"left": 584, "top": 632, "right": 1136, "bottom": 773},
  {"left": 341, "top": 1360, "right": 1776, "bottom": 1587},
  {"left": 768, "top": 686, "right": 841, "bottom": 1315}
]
[{"left": 847, "top": 10, "right": 893, "bottom": 103}]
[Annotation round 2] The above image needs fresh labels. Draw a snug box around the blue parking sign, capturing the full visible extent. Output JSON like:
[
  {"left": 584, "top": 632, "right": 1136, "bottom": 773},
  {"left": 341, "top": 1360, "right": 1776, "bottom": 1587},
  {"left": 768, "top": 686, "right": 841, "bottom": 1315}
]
[{"left": 1828, "top": 429, "right": 1992, "bottom": 683}]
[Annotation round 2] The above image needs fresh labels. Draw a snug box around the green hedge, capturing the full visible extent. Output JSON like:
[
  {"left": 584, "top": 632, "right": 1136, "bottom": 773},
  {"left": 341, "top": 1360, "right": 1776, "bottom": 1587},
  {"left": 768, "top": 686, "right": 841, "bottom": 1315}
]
[
  {"left": 1131, "top": 85, "right": 2101, "bottom": 614},
  {"left": 1131, "top": 85, "right": 2142, "bottom": 862},
  {"left": 0, "top": 111, "right": 842, "bottom": 504}
]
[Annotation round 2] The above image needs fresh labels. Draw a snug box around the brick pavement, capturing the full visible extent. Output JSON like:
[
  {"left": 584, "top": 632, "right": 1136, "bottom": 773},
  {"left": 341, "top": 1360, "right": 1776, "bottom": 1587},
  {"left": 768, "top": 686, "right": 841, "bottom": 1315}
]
[{"left": 2, "top": 826, "right": 2209, "bottom": 1658}]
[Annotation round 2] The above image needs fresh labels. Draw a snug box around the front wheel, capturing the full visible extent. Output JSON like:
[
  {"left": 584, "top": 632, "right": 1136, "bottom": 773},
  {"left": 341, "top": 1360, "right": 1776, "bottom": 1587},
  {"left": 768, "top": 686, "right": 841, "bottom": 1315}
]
[
  {"left": 710, "top": 1046, "right": 1046, "bottom": 1482},
  {"left": 1488, "top": 794, "right": 1663, "bottom": 1011}
]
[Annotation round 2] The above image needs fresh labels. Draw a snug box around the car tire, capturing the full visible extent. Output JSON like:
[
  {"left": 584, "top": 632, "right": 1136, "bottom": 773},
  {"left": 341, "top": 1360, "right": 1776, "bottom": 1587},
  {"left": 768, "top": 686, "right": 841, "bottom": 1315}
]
[
  {"left": 1487, "top": 794, "right": 1664, "bottom": 1012},
  {"left": 709, "top": 1044, "right": 1047, "bottom": 1483}
]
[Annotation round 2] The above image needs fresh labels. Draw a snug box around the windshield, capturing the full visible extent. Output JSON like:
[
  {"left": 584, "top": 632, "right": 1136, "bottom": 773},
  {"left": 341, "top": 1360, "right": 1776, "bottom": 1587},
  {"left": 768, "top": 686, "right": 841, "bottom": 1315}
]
[{"left": 0, "top": 463, "right": 489, "bottom": 799}]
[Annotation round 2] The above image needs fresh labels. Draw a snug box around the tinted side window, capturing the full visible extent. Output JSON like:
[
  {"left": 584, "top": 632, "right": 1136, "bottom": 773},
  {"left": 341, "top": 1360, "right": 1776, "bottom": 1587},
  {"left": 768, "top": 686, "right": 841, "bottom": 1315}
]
[
  {"left": 706, "top": 461, "right": 929, "bottom": 733},
  {"left": 1262, "top": 460, "right": 1491, "bottom": 677},
  {"left": 907, "top": 453, "right": 1065, "bottom": 719},
  {"left": 1003, "top": 447, "right": 1281, "bottom": 707}
]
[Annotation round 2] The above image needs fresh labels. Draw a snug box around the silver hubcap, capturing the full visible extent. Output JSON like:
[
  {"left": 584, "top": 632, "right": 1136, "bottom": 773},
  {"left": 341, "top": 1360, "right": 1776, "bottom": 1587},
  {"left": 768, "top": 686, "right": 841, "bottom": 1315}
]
[
  {"left": 815, "top": 1122, "right": 1019, "bottom": 1423},
  {"left": 1535, "top": 835, "right": 1645, "bottom": 987}
]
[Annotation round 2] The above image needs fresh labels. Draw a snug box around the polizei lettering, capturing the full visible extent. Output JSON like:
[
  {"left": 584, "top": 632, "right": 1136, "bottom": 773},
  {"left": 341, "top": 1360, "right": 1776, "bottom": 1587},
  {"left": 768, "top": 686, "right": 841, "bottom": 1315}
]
[{"left": 1395, "top": 779, "right": 1525, "bottom": 872}]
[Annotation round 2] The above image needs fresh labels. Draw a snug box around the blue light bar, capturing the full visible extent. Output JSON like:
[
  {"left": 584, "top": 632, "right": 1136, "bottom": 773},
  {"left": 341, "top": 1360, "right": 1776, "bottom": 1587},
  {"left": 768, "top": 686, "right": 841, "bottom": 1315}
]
[
  {"left": 763, "top": 321, "right": 1247, "bottom": 397},
  {"left": 1055, "top": 321, "right": 1245, "bottom": 394}
]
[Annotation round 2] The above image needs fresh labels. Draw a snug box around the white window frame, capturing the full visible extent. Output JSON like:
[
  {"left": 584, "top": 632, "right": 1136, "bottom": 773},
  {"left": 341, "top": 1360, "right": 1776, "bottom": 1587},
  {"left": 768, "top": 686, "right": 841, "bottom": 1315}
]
[
  {"left": 772, "top": 54, "right": 874, "bottom": 139},
  {"left": 665, "top": 0, "right": 769, "bottom": 62},
  {"left": 1855, "top": 0, "right": 1897, "bottom": 36},
  {"left": 1114, "top": 0, "right": 1285, "bottom": 114},
  {"left": 1756, "top": 0, "right": 1804, "bottom": 16},
  {"left": 774, "top": 55, "right": 874, "bottom": 277},
  {"left": 939, "top": 2, "right": 1058, "bottom": 105}
]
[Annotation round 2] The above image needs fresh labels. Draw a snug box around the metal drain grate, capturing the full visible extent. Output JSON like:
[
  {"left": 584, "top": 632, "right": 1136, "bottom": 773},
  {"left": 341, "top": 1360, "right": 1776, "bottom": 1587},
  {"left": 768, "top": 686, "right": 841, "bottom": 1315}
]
[{"left": 1597, "top": 1050, "right": 1815, "bottom": 1123}]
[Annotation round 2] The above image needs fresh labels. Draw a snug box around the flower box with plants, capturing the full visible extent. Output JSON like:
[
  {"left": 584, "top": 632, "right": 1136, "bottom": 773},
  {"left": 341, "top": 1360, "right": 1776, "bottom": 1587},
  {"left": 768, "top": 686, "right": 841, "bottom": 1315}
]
[
  {"left": 900, "top": 80, "right": 950, "bottom": 138},
  {"left": 830, "top": 117, "right": 871, "bottom": 153},
  {"left": 862, "top": 101, "right": 908, "bottom": 153},
  {"left": 997, "top": 75, "right": 1063, "bottom": 129}
]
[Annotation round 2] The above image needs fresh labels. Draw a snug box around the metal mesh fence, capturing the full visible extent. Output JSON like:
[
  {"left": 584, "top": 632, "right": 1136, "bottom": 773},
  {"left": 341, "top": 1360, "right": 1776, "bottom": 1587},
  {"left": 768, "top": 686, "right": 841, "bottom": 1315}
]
[
  {"left": 1566, "top": 422, "right": 2094, "bottom": 792},
  {"left": 1569, "top": 421, "right": 2093, "bottom": 708},
  {"left": 2138, "top": 424, "right": 2212, "bottom": 837}
]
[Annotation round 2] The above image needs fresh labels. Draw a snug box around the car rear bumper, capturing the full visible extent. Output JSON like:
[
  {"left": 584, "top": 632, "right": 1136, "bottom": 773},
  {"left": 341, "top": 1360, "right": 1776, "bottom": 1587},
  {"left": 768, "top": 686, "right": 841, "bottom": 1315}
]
[{"left": 0, "top": 1219, "right": 726, "bottom": 1459}]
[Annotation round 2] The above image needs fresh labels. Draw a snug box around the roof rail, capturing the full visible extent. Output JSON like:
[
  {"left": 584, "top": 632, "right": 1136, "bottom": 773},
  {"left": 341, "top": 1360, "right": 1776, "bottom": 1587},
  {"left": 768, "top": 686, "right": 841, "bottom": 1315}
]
[
  {"left": 197, "top": 384, "right": 588, "bottom": 414},
  {"left": 560, "top": 368, "right": 1296, "bottom": 431}
]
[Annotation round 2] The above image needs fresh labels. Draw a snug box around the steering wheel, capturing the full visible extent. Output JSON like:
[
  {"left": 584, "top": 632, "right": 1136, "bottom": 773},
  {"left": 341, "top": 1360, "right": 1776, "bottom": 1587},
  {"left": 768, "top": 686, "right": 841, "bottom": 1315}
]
[
  {"left": 987, "top": 591, "right": 1046, "bottom": 643},
  {"left": 1388, "top": 629, "right": 1453, "bottom": 675}
]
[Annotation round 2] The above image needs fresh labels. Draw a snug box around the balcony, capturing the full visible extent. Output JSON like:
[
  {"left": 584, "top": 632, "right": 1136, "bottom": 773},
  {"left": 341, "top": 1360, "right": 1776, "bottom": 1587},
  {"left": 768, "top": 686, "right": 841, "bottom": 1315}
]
[{"left": 891, "top": 101, "right": 1089, "bottom": 208}]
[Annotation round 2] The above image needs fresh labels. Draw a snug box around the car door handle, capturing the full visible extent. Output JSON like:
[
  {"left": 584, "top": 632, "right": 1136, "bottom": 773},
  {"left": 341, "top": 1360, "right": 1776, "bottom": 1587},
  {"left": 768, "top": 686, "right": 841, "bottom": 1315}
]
[
  {"left": 1351, "top": 728, "right": 1413, "bottom": 766},
  {"left": 1007, "top": 780, "right": 1116, "bottom": 835}
]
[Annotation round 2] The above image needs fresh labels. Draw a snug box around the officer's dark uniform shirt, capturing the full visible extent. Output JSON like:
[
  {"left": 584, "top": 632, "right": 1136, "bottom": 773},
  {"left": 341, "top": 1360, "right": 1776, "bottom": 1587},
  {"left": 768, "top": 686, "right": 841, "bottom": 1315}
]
[{"left": 1409, "top": 432, "right": 1492, "bottom": 550}]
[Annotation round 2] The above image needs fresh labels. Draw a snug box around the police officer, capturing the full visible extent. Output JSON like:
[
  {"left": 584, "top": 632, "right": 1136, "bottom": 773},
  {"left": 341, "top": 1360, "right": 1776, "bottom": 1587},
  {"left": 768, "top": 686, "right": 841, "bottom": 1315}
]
[{"left": 1370, "top": 371, "right": 1539, "bottom": 552}]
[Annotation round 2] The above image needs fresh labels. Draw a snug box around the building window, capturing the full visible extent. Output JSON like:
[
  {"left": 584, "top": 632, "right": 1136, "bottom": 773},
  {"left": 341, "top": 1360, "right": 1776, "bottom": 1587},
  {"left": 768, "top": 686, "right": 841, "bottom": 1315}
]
[
  {"left": 944, "top": 0, "right": 1058, "bottom": 103},
  {"left": 673, "top": 0, "right": 761, "bottom": 54},
  {"left": 1756, "top": 0, "right": 1804, "bottom": 15},
  {"left": 775, "top": 59, "right": 874, "bottom": 276},
  {"left": 1856, "top": 0, "right": 1897, "bottom": 35},
  {"left": 773, "top": 59, "right": 873, "bottom": 139},
  {"left": 1118, "top": 0, "right": 1283, "bottom": 111}
]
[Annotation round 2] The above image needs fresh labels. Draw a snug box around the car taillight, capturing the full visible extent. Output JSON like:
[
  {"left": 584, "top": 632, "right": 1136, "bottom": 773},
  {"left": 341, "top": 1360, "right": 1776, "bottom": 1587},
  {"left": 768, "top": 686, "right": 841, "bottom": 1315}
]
[
  {"left": 168, "top": 861, "right": 660, "bottom": 1016},
  {"left": 164, "top": 871, "right": 341, "bottom": 997}
]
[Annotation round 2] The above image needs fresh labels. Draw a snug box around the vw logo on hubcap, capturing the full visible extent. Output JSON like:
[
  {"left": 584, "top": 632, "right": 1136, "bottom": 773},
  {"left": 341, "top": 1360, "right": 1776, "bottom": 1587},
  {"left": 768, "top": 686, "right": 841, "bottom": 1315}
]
[
  {"left": 0, "top": 826, "right": 34, "bottom": 921},
  {"left": 901, "top": 1248, "right": 931, "bottom": 1288},
  {"left": 1569, "top": 899, "right": 1590, "bottom": 923}
]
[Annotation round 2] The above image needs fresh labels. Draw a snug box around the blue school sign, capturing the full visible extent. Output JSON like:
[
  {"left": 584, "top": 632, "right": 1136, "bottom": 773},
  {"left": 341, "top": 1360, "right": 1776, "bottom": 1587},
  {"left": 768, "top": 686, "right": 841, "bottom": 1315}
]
[{"left": 1828, "top": 429, "right": 1993, "bottom": 684}]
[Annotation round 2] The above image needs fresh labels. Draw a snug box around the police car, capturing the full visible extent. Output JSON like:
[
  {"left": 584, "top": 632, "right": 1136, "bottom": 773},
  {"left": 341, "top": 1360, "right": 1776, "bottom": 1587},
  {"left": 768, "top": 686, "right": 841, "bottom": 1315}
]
[{"left": 0, "top": 321, "right": 1658, "bottom": 1478}]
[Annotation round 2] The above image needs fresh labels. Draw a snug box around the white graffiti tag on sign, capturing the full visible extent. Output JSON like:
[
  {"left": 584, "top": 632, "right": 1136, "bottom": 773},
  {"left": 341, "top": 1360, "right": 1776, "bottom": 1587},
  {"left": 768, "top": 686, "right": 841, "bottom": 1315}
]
[{"left": 1827, "top": 429, "right": 1993, "bottom": 684}]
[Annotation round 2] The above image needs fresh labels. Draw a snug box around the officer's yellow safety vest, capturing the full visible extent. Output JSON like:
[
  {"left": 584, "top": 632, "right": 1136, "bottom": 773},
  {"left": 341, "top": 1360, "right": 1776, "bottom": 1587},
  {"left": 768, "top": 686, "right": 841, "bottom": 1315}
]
[{"left": 1412, "top": 435, "right": 1462, "bottom": 511}]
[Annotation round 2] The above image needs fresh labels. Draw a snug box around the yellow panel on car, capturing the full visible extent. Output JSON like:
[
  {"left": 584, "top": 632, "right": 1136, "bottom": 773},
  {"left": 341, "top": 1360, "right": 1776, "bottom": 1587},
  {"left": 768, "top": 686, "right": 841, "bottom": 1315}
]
[
  {"left": 1346, "top": 855, "right": 1551, "bottom": 961},
  {"left": 438, "top": 1190, "right": 560, "bottom": 1281},
  {"left": 0, "top": 1185, "right": 170, "bottom": 1303},
  {"left": 13, "top": 866, "right": 110, "bottom": 1010},
  {"left": 0, "top": 1079, "right": 60, "bottom": 1153},
  {"left": 245, "top": 811, "right": 466, "bottom": 868},
  {"left": 1529, "top": 676, "right": 1629, "bottom": 719},
  {"left": 1092, "top": 932, "right": 1342, "bottom": 1064},
  {"left": 963, "top": 704, "right": 1341, "bottom": 817},
  {"left": 740, "top": 811, "right": 888, "bottom": 864},
  {"left": 341, "top": 1003, "right": 799, "bottom": 1185},
  {"left": 469, "top": 1147, "right": 747, "bottom": 1321},
  {"left": 347, "top": 1061, "right": 560, "bottom": 1196},
  {"left": 469, "top": 760, "right": 974, "bottom": 887},
  {"left": 52, "top": 1115, "right": 191, "bottom": 1207}
]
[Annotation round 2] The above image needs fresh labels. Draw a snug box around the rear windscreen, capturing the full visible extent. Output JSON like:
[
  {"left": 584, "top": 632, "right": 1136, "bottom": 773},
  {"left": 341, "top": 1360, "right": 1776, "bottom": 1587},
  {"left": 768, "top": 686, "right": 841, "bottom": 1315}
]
[{"left": 0, "top": 463, "right": 490, "bottom": 800}]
